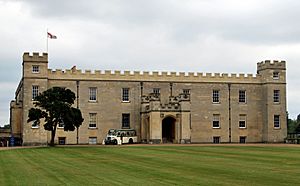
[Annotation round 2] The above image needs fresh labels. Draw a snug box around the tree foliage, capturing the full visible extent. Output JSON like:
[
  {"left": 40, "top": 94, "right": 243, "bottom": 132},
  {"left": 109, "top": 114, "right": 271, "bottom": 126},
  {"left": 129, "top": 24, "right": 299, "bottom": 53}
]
[
  {"left": 27, "top": 87, "right": 84, "bottom": 146},
  {"left": 295, "top": 114, "right": 300, "bottom": 133},
  {"left": 288, "top": 114, "right": 300, "bottom": 133},
  {"left": 0, "top": 124, "right": 10, "bottom": 129}
]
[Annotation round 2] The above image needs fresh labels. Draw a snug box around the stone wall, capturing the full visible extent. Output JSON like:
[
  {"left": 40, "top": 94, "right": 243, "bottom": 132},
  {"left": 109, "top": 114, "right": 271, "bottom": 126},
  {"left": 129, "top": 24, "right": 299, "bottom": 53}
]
[{"left": 13, "top": 52, "right": 287, "bottom": 145}]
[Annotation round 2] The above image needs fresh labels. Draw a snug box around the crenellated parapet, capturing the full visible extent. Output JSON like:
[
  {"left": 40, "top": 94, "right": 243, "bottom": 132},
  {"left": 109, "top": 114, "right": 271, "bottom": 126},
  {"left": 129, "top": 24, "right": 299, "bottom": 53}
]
[
  {"left": 21, "top": 52, "right": 283, "bottom": 84},
  {"left": 257, "top": 60, "right": 286, "bottom": 71},
  {"left": 48, "top": 68, "right": 261, "bottom": 83},
  {"left": 23, "top": 52, "right": 48, "bottom": 63}
]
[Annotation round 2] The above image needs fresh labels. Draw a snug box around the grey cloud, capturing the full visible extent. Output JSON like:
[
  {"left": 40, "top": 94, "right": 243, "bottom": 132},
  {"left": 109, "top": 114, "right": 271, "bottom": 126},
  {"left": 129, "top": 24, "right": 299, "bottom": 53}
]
[
  {"left": 0, "top": 0, "right": 299, "bottom": 124},
  {"left": 19, "top": 0, "right": 300, "bottom": 45},
  {"left": 0, "top": 83, "right": 17, "bottom": 125},
  {"left": 0, "top": 58, "right": 22, "bottom": 82}
]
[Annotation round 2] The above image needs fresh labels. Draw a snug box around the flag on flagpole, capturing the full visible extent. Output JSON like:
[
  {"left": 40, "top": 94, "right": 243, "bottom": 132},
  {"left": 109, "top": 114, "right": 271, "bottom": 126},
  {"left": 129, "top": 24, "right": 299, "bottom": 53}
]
[{"left": 47, "top": 32, "right": 57, "bottom": 39}]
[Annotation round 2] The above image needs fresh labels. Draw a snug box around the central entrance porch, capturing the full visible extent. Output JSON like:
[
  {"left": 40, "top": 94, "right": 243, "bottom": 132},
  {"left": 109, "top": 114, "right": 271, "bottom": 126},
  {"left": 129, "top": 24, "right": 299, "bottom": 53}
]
[
  {"left": 162, "top": 116, "right": 176, "bottom": 143},
  {"left": 140, "top": 93, "right": 191, "bottom": 144}
]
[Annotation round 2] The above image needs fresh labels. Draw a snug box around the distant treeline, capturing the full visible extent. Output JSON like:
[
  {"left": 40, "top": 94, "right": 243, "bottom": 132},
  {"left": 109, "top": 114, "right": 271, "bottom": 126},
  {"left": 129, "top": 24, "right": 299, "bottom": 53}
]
[{"left": 288, "top": 114, "right": 300, "bottom": 133}]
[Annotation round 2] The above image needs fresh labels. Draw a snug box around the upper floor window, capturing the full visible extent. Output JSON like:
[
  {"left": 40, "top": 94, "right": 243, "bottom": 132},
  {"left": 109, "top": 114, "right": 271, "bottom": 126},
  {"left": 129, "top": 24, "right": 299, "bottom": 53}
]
[
  {"left": 89, "top": 113, "right": 97, "bottom": 128},
  {"left": 32, "top": 85, "right": 39, "bottom": 100},
  {"left": 32, "top": 65, "right": 39, "bottom": 73},
  {"left": 153, "top": 88, "right": 160, "bottom": 94},
  {"left": 89, "top": 87, "right": 97, "bottom": 101},
  {"left": 122, "top": 113, "right": 130, "bottom": 128},
  {"left": 122, "top": 88, "right": 130, "bottom": 102},
  {"left": 183, "top": 89, "right": 190, "bottom": 95},
  {"left": 239, "top": 114, "right": 247, "bottom": 128},
  {"left": 239, "top": 90, "right": 246, "bottom": 103},
  {"left": 58, "top": 119, "right": 64, "bottom": 128},
  {"left": 274, "top": 115, "right": 280, "bottom": 128},
  {"left": 273, "top": 90, "right": 280, "bottom": 103},
  {"left": 212, "top": 114, "right": 220, "bottom": 128},
  {"left": 31, "top": 121, "right": 39, "bottom": 128},
  {"left": 212, "top": 90, "right": 220, "bottom": 103},
  {"left": 273, "top": 72, "right": 279, "bottom": 80}
]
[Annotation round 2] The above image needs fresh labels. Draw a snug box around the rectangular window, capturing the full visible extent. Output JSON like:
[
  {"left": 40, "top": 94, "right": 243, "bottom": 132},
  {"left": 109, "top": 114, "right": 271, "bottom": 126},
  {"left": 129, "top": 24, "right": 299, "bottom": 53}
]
[
  {"left": 274, "top": 115, "right": 280, "bottom": 128},
  {"left": 239, "top": 90, "right": 246, "bottom": 103},
  {"left": 32, "top": 65, "right": 39, "bottom": 73},
  {"left": 89, "top": 87, "right": 97, "bottom": 101},
  {"left": 213, "top": 136, "right": 220, "bottom": 144},
  {"left": 273, "top": 90, "right": 280, "bottom": 103},
  {"left": 122, "top": 114, "right": 130, "bottom": 128},
  {"left": 89, "top": 137, "right": 97, "bottom": 145},
  {"left": 89, "top": 113, "right": 97, "bottom": 128},
  {"left": 122, "top": 88, "right": 129, "bottom": 102},
  {"left": 32, "top": 85, "right": 39, "bottom": 100},
  {"left": 240, "top": 136, "right": 246, "bottom": 143},
  {"left": 58, "top": 137, "right": 66, "bottom": 145},
  {"left": 31, "top": 121, "right": 39, "bottom": 128},
  {"left": 58, "top": 119, "right": 64, "bottom": 128},
  {"left": 212, "top": 90, "right": 220, "bottom": 103},
  {"left": 153, "top": 88, "right": 160, "bottom": 94},
  {"left": 239, "top": 114, "right": 247, "bottom": 128},
  {"left": 213, "top": 114, "right": 220, "bottom": 128},
  {"left": 273, "top": 72, "right": 279, "bottom": 80},
  {"left": 183, "top": 89, "right": 190, "bottom": 94}
]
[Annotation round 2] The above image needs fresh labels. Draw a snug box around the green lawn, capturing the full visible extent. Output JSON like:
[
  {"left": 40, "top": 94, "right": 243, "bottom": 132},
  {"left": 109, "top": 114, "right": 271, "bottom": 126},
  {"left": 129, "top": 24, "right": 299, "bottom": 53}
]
[{"left": 1, "top": 145, "right": 300, "bottom": 185}]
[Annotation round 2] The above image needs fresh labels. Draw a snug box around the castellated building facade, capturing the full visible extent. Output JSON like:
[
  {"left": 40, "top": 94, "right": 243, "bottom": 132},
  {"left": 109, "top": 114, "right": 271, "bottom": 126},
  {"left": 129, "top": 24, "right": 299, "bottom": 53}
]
[{"left": 10, "top": 52, "right": 287, "bottom": 145}]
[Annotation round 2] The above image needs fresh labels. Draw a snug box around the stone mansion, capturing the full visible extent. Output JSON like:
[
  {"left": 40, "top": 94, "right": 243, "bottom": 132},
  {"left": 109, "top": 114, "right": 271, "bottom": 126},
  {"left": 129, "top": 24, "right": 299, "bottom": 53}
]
[{"left": 10, "top": 52, "right": 287, "bottom": 145}]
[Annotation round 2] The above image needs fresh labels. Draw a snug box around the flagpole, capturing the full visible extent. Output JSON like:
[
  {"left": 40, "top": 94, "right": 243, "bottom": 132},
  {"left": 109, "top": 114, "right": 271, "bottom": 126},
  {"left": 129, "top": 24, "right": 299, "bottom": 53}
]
[{"left": 46, "top": 28, "right": 48, "bottom": 53}]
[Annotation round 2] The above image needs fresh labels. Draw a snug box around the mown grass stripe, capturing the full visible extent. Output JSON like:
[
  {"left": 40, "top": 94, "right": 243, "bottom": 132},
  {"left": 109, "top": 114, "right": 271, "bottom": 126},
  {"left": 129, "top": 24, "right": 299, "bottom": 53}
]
[{"left": 1, "top": 146, "right": 300, "bottom": 185}]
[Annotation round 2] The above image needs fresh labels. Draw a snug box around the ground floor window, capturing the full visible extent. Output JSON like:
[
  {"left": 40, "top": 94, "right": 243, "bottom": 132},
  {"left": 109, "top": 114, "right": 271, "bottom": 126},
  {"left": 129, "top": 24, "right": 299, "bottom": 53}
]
[
  {"left": 89, "top": 113, "right": 97, "bottom": 128},
  {"left": 213, "top": 114, "right": 220, "bottom": 128},
  {"left": 213, "top": 136, "right": 220, "bottom": 144},
  {"left": 89, "top": 137, "right": 97, "bottom": 145},
  {"left": 58, "top": 137, "right": 66, "bottom": 145},
  {"left": 239, "top": 114, "right": 247, "bottom": 128},
  {"left": 240, "top": 136, "right": 246, "bottom": 143},
  {"left": 122, "top": 113, "right": 130, "bottom": 128},
  {"left": 274, "top": 115, "right": 280, "bottom": 128}
]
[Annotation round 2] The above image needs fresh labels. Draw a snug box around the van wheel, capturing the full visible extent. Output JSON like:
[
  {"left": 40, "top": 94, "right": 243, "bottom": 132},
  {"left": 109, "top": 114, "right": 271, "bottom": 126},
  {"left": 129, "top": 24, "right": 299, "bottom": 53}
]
[
  {"left": 113, "top": 139, "right": 118, "bottom": 145},
  {"left": 129, "top": 138, "right": 133, "bottom": 144}
]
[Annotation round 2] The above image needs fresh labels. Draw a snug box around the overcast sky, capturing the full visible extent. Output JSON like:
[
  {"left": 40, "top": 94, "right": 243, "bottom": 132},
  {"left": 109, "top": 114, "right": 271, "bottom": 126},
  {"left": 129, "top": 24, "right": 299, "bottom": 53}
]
[{"left": 0, "top": 0, "right": 299, "bottom": 126}]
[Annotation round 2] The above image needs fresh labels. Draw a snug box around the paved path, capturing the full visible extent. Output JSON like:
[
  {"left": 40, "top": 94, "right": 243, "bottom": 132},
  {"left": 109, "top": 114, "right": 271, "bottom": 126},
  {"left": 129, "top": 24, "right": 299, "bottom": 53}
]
[
  {"left": 1, "top": 143, "right": 299, "bottom": 150},
  {"left": 0, "top": 146, "right": 45, "bottom": 151}
]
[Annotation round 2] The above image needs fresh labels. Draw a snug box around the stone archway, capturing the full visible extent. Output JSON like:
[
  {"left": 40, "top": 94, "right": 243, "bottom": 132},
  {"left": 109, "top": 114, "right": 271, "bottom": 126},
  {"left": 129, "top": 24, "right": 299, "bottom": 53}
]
[{"left": 162, "top": 116, "right": 176, "bottom": 143}]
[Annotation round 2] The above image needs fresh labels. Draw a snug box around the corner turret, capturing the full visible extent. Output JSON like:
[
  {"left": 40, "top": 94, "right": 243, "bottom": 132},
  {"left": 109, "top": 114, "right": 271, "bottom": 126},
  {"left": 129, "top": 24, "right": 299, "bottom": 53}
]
[
  {"left": 22, "top": 52, "right": 48, "bottom": 78},
  {"left": 258, "top": 60, "right": 287, "bottom": 142},
  {"left": 257, "top": 60, "right": 286, "bottom": 83}
]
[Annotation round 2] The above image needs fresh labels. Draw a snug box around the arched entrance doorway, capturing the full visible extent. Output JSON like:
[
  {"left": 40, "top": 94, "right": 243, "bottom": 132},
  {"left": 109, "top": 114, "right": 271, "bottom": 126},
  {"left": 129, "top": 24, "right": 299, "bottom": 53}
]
[{"left": 162, "top": 117, "right": 176, "bottom": 143}]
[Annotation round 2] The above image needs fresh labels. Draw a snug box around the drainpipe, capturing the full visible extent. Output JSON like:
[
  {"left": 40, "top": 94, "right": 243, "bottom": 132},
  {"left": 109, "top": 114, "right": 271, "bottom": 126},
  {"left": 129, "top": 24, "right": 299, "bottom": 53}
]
[
  {"left": 170, "top": 83, "right": 173, "bottom": 97},
  {"left": 76, "top": 80, "right": 79, "bottom": 144},
  {"left": 228, "top": 83, "right": 232, "bottom": 143},
  {"left": 140, "top": 82, "right": 143, "bottom": 142}
]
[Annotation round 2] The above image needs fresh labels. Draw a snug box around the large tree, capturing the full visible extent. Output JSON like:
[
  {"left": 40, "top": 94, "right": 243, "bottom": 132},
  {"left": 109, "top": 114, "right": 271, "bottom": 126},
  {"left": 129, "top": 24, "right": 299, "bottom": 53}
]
[
  {"left": 27, "top": 87, "right": 84, "bottom": 146},
  {"left": 295, "top": 114, "right": 300, "bottom": 133}
]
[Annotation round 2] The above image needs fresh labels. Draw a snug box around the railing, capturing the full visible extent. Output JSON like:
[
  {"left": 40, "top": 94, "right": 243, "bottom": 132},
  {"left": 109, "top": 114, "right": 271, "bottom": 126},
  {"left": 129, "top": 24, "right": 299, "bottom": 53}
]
[{"left": 285, "top": 133, "right": 300, "bottom": 144}]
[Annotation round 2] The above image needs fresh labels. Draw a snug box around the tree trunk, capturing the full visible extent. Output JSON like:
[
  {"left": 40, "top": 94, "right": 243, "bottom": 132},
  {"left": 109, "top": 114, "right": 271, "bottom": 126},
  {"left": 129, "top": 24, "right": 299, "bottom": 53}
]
[
  {"left": 49, "top": 130, "right": 55, "bottom": 146},
  {"left": 49, "top": 125, "right": 57, "bottom": 147}
]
